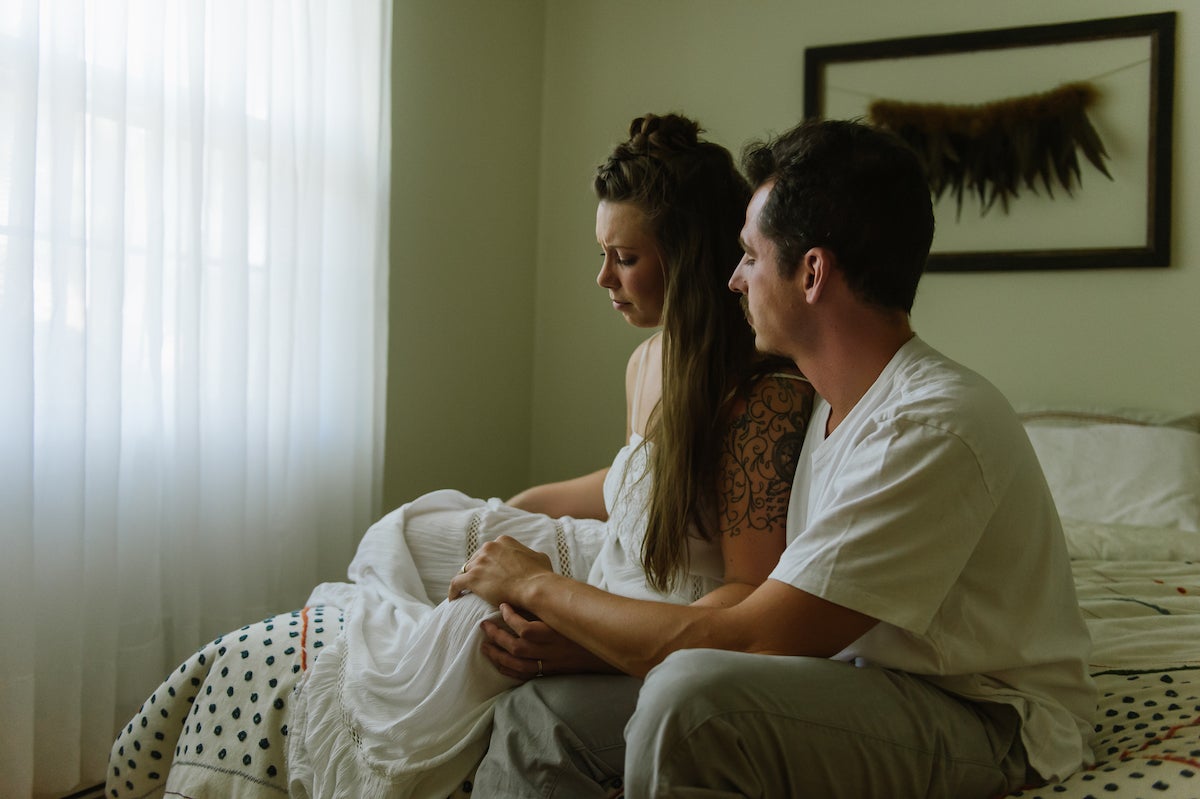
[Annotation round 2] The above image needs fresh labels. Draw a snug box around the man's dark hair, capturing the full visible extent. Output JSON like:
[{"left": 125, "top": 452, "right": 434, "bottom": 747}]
[{"left": 742, "top": 119, "right": 935, "bottom": 313}]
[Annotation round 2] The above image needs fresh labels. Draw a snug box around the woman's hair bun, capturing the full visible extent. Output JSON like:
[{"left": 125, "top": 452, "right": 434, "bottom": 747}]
[{"left": 626, "top": 113, "right": 701, "bottom": 158}]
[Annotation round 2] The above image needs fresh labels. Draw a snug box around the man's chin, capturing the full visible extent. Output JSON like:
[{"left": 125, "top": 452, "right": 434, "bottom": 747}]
[{"left": 753, "top": 334, "right": 786, "bottom": 358}]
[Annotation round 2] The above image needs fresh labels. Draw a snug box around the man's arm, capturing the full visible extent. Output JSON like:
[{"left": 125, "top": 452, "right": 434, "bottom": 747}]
[
  {"left": 451, "top": 542, "right": 877, "bottom": 678},
  {"left": 478, "top": 369, "right": 814, "bottom": 676}
]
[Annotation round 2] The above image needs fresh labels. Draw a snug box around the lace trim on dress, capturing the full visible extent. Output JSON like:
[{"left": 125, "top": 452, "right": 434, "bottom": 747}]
[
  {"left": 554, "top": 520, "right": 572, "bottom": 579},
  {"left": 465, "top": 510, "right": 483, "bottom": 559}
]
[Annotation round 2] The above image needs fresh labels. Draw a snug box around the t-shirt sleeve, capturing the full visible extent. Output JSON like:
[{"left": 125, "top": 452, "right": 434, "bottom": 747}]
[{"left": 771, "top": 418, "right": 994, "bottom": 635}]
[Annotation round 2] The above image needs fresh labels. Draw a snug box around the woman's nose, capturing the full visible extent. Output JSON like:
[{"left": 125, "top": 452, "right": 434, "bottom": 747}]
[{"left": 596, "top": 257, "right": 616, "bottom": 289}]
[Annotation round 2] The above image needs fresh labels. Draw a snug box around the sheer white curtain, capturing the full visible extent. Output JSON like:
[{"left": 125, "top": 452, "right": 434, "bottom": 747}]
[{"left": 0, "top": 1, "right": 391, "bottom": 795}]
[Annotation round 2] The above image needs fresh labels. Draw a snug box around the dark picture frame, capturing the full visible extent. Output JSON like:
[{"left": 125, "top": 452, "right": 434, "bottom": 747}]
[{"left": 804, "top": 12, "right": 1175, "bottom": 272}]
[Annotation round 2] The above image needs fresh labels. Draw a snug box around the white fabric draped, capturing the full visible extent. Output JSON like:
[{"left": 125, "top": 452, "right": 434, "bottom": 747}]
[{"left": 0, "top": 1, "right": 392, "bottom": 795}]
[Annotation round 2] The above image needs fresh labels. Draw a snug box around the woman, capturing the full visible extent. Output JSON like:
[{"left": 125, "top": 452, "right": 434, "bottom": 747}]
[{"left": 107, "top": 113, "right": 812, "bottom": 799}]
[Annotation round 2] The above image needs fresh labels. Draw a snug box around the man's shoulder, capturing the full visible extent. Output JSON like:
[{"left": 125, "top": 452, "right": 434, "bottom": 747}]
[
  {"left": 874, "top": 341, "right": 1037, "bottom": 485},
  {"left": 887, "top": 340, "right": 1014, "bottom": 430}
]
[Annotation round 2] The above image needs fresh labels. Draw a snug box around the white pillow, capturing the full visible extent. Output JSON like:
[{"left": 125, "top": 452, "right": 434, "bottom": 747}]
[
  {"left": 1060, "top": 517, "right": 1199, "bottom": 561},
  {"left": 1023, "top": 420, "right": 1200, "bottom": 534},
  {"left": 1017, "top": 406, "right": 1200, "bottom": 432}
]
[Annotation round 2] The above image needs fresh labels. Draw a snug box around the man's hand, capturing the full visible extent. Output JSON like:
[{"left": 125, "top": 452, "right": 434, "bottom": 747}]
[
  {"left": 480, "top": 603, "right": 618, "bottom": 679},
  {"left": 449, "top": 535, "right": 554, "bottom": 607}
]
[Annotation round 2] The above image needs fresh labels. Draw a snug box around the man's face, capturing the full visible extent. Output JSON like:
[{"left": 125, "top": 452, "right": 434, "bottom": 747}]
[{"left": 729, "top": 183, "right": 804, "bottom": 357}]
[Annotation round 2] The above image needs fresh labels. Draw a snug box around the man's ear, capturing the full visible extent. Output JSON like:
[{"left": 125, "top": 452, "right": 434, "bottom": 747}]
[{"left": 800, "top": 247, "right": 835, "bottom": 304}]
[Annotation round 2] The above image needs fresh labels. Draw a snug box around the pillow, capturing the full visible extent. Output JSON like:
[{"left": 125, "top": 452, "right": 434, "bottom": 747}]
[
  {"left": 1017, "top": 405, "right": 1200, "bottom": 433},
  {"left": 1060, "top": 517, "right": 1199, "bottom": 561},
  {"left": 1023, "top": 418, "right": 1200, "bottom": 534}
]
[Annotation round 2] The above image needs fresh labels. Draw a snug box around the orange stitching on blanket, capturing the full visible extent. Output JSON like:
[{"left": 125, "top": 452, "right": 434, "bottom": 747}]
[
  {"left": 1118, "top": 712, "right": 1200, "bottom": 767},
  {"left": 300, "top": 606, "right": 310, "bottom": 671}
]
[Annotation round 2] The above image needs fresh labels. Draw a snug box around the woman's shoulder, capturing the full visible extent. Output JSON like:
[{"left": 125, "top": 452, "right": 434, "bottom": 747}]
[
  {"left": 740, "top": 358, "right": 814, "bottom": 400},
  {"left": 624, "top": 331, "right": 663, "bottom": 385},
  {"left": 626, "top": 330, "right": 663, "bottom": 364},
  {"left": 722, "top": 359, "right": 816, "bottom": 438}
]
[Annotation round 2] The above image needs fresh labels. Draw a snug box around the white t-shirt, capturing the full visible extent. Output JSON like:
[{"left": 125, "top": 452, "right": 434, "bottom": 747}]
[{"left": 772, "top": 336, "right": 1096, "bottom": 781}]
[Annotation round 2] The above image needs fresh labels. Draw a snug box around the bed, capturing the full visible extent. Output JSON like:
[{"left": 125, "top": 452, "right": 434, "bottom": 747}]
[
  {"left": 1002, "top": 409, "right": 1200, "bottom": 799},
  {"left": 107, "top": 408, "right": 1200, "bottom": 798}
]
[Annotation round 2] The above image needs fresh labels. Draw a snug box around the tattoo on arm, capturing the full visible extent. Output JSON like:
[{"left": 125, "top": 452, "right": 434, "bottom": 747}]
[{"left": 718, "top": 376, "right": 813, "bottom": 536}]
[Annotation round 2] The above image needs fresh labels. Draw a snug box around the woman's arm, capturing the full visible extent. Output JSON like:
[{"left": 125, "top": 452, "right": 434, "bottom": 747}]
[
  {"left": 505, "top": 467, "right": 610, "bottom": 520},
  {"left": 695, "top": 371, "right": 813, "bottom": 608},
  {"left": 504, "top": 336, "right": 661, "bottom": 520}
]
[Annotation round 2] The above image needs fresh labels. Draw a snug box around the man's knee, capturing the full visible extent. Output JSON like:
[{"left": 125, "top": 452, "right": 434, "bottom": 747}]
[
  {"left": 626, "top": 649, "right": 770, "bottom": 765},
  {"left": 632, "top": 648, "right": 808, "bottom": 724},
  {"left": 631, "top": 649, "right": 731, "bottom": 726}
]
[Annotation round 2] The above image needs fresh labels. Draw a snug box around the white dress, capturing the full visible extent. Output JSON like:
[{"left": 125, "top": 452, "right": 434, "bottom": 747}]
[{"left": 286, "top": 435, "right": 722, "bottom": 798}]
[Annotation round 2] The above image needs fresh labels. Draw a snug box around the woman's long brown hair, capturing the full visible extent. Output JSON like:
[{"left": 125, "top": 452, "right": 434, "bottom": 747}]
[{"left": 594, "top": 113, "right": 769, "bottom": 592}]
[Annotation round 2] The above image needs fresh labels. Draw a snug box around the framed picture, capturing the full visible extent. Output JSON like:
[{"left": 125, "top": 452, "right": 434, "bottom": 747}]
[{"left": 804, "top": 12, "right": 1175, "bottom": 272}]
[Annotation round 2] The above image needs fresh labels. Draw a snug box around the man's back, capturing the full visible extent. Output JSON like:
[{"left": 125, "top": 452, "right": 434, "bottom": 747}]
[{"left": 774, "top": 336, "right": 1095, "bottom": 780}]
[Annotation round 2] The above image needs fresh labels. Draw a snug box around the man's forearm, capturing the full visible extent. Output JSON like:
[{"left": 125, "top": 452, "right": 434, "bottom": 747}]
[{"left": 518, "top": 572, "right": 733, "bottom": 677}]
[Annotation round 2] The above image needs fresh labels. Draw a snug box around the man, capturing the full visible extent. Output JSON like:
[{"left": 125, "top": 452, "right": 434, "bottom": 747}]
[{"left": 452, "top": 119, "right": 1095, "bottom": 798}]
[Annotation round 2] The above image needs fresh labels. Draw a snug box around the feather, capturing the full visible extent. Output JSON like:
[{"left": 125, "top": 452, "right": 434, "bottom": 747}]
[{"left": 868, "top": 82, "right": 1112, "bottom": 217}]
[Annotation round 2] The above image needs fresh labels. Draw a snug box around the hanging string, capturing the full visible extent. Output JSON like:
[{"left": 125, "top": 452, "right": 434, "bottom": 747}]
[{"left": 824, "top": 56, "right": 1149, "bottom": 106}]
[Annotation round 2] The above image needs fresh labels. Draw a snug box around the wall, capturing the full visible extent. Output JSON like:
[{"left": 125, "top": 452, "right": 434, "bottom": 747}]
[
  {"left": 383, "top": 0, "right": 1197, "bottom": 498},
  {"left": 383, "top": 0, "right": 546, "bottom": 508},
  {"left": 526, "top": 0, "right": 1199, "bottom": 483}
]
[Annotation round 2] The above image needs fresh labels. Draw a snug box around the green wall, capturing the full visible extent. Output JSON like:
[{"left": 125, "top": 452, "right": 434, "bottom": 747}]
[
  {"left": 385, "top": 0, "right": 1199, "bottom": 506},
  {"left": 384, "top": 0, "right": 546, "bottom": 508}
]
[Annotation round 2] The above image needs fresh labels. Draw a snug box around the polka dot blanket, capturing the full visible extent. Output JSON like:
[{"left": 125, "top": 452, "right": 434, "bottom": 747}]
[
  {"left": 106, "top": 606, "right": 481, "bottom": 799},
  {"left": 1003, "top": 560, "right": 1200, "bottom": 798},
  {"left": 106, "top": 606, "right": 341, "bottom": 798}
]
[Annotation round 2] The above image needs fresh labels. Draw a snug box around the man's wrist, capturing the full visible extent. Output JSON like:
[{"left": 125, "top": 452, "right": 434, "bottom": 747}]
[{"left": 519, "top": 569, "right": 563, "bottom": 616}]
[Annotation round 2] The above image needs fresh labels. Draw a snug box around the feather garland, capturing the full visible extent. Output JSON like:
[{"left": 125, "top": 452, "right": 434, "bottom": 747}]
[{"left": 868, "top": 82, "right": 1112, "bottom": 216}]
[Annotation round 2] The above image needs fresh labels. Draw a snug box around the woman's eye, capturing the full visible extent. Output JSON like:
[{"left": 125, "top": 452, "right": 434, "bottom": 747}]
[{"left": 616, "top": 255, "right": 636, "bottom": 267}]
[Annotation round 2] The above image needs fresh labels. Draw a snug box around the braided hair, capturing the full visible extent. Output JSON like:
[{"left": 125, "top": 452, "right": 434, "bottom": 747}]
[{"left": 594, "top": 113, "right": 760, "bottom": 592}]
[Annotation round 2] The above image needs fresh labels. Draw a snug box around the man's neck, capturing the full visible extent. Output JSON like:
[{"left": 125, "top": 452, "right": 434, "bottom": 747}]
[{"left": 802, "top": 313, "right": 914, "bottom": 437}]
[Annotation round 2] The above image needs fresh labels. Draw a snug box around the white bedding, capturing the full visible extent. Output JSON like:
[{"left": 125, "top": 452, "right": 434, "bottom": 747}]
[
  {"left": 1076, "top": 560, "right": 1200, "bottom": 671},
  {"left": 1004, "top": 411, "right": 1200, "bottom": 798}
]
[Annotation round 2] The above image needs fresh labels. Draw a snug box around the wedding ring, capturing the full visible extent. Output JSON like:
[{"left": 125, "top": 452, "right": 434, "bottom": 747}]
[
  {"left": 460, "top": 562, "right": 469, "bottom": 573},
  {"left": 536, "top": 659, "right": 544, "bottom": 678}
]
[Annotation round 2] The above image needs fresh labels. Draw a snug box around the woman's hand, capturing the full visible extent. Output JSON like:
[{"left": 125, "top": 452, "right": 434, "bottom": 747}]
[{"left": 479, "top": 603, "right": 617, "bottom": 679}]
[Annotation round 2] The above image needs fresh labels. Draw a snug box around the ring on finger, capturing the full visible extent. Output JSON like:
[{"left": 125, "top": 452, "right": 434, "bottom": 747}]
[
  {"left": 536, "top": 659, "right": 544, "bottom": 678},
  {"left": 460, "top": 562, "right": 469, "bottom": 574}
]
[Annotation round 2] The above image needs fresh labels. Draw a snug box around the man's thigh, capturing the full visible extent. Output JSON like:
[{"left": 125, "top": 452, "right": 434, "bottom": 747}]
[
  {"left": 625, "top": 649, "right": 1027, "bottom": 799},
  {"left": 475, "top": 673, "right": 641, "bottom": 798}
]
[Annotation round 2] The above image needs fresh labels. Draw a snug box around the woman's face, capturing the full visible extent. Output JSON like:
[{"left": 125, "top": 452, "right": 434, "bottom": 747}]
[{"left": 595, "top": 200, "right": 666, "bottom": 328}]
